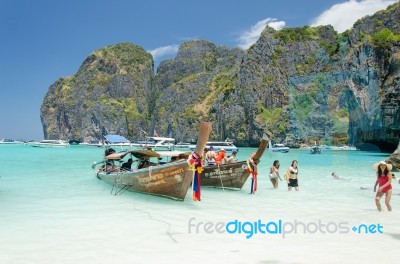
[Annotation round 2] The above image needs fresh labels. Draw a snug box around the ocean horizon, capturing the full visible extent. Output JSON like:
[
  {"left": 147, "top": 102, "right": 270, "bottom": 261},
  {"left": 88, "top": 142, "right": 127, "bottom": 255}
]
[{"left": 0, "top": 145, "right": 398, "bottom": 264}]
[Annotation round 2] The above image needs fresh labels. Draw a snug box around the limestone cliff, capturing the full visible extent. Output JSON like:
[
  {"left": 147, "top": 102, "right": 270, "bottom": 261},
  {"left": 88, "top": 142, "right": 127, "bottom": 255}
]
[
  {"left": 40, "top": 43, "right": 154, "bottom": 141},
  {"left": 236, "top": 25, "right": 348, "bottom": 146},
  {"left": 343, "top": 3, "right": 400, "bottom": 151},
  {"left": 152, "top": 40, "right": 245, "bottom": 142},
  {"left": 149, "top": 3, "right": 399, "bottom": 149},
  {"left": 40, "top": 3, "right": 400, "bottom": 151},
  {"left": 388, "top": 141, "right": 400, "bottom": 171}
]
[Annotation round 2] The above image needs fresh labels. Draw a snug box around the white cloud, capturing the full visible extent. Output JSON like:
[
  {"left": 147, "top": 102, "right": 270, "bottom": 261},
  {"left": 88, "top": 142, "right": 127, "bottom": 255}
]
[
  {"left": 311, "top": 0, "right": 397, "bottom": 33},
  {"left": 237, "top": 18, "right": 286, "bottom": 49},
  {"left": 148, "top": 44, "right": 179, "bottom": 60}
]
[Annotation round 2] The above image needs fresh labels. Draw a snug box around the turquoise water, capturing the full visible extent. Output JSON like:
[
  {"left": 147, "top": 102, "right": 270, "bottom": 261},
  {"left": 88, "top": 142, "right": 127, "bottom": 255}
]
[{"left": 0, "top": 145, "right": 398, "bottom": 263}]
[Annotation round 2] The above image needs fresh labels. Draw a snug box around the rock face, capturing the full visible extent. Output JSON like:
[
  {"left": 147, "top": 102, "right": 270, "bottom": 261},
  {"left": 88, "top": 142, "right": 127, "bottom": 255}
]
[
  {"left": 343, "top": 3, "right": 400, "bottom": 151},
  {"left": 388, "top": 141, "right": 400, "bottom": 171},
  {"left": 152, "top": 40, "right": 245, "bottom": 143},
  {"left": 236, "top": 25, "right": 349, "bottom": 146},
  {"left": 40, "top": 43, "right": 154, "bottom": 141},
  {"left": 40, "top": 3, "right": 400, "bottom": 151}
]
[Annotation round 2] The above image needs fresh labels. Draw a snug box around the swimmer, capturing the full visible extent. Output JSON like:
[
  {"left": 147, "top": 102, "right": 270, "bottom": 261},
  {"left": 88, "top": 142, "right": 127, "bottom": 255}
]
[{"left": 331, "top": 172, "right": 339, "bottom": 179}]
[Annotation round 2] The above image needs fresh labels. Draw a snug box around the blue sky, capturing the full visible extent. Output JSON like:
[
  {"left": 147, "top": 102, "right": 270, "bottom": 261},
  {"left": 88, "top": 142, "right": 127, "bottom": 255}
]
[{"left": 0, "top": 0, "right": 396, "bottom": 140}]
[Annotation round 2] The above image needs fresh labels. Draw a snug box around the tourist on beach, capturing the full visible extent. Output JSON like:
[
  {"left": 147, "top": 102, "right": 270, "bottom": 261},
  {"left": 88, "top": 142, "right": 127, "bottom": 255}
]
[
  {"left": 121, "top": 158, "right": 133, "bottom": 171},
  {"left": 285, "top": 160, "right": 299, "bottom": 191},
  {"left": 269, "top": 160, "right": 280, "bottom": 188},
  {"left": 392, "top": 173, "right": 400, "bottom": 184},
  {"left": 373, "top": 161, "right": 393, "bottom": 212},
  {"left": 206, "top": 146, "right": 216, "bottom": 165},
  {"left": 226, "top": 151, "right": 238, "bottom": 164},
  {"left": 331, "top": 172, "right": 339, "bottom": 179}
]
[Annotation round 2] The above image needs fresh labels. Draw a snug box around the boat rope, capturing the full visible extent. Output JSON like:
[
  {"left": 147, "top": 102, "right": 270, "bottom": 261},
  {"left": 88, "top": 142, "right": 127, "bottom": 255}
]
[
  {"left": 111, "top": 177, "right": 117, "bottom": 194},
  {"left": 111, "top": 172, "right": 129, "bottom": 195},
  {"left": 216, "top": 164, "right": 225, "bottom": 191},
  {"left": 132, "top": 164, "right": 177, "bottom": 242},
  {"left": 114, "top": 184, "right": 129, "bottom": 195},
  {"left": 131, "top": 194, "right": 178, "bottom": 243}
]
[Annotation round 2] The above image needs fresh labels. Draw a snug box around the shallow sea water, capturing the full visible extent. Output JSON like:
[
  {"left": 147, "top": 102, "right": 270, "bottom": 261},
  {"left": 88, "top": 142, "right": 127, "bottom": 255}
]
[{"left": 0, "top": 145, "right": 398, "bottom": 264}]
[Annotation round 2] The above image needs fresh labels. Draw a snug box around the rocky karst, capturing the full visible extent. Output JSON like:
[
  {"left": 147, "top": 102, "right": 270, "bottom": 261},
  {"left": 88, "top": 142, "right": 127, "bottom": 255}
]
[{"left": 41, "top": 3, "right": 399, "bottom": 151}]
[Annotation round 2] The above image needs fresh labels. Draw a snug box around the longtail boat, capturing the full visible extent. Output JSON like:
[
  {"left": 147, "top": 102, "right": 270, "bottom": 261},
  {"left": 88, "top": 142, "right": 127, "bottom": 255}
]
[
  {"left": 201, "top": 134, "right": 269, "bottom": 189},
  {"left": 92, "top": 122, "right": 211, "bottom": 201},
  {"left": 94, "top": 149, "right": 192, "bottom": 200}
]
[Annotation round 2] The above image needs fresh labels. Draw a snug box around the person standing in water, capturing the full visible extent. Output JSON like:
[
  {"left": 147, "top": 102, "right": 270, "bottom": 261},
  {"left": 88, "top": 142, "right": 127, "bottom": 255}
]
[
  {"left": 373, "top": 161, "right": 393, "bottom": 212},
  {"left": 285, "top": 160, "right": 299, "bottom": 191},
  {"left": 269, "top": 160, "right": 280, "bottom": 188}
]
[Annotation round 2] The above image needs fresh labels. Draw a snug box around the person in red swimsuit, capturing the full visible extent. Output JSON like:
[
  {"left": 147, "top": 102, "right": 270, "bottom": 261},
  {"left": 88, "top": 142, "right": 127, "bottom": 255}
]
[
  {"left": 373, "top": 161, "right": 393, "bottom": 212},
  {"left": 215, "top": 149, "right": 226, "bottom": 165}
]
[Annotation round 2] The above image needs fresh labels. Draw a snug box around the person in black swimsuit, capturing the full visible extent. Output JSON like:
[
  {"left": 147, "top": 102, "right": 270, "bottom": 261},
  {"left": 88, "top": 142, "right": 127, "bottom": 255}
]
[
  {"left": 121, "top": 158, "right": 133, "bottom": 171},
  {"left": 285, "top": 160, "right": 299, "bottom": 191}
]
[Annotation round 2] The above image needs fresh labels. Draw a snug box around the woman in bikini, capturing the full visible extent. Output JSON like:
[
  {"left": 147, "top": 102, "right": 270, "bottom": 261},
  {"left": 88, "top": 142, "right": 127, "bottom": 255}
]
[
  {"left": 269, "top": 160, "right": 280, "bottom": 188},
  {"left": 373, "top": 161, "right": 393, "bottom": 212},
  {"left": 285, "top": 160, "right": 299, "bottom": 191}
]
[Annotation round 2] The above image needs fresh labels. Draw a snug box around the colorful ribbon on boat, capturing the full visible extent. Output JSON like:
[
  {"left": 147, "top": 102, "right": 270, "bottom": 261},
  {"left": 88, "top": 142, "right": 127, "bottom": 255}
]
[
  {"left": 247, "top": 158, "right": 257, "bottom": 194},
  {"left": 188, "top": 152, "right": 203, "bottom": 201},
  {"left": 250, "top": 170, "right": 257, "bottom": 194}
]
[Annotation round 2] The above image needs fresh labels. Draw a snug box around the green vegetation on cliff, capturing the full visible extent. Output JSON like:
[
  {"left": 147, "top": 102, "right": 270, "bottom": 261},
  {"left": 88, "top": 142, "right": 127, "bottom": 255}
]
[
  {"left": 257, "top": 106, "right": 288, "bottom": 135},
  {"left": 273, "top": 26, "right": 319, "bottom": 44},
  {"left": 371, "top": 28, "right": 400, "bottom": 49}
]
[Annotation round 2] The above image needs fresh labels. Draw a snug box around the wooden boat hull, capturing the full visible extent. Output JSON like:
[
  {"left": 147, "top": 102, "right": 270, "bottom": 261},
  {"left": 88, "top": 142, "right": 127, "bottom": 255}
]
[
  {"left": 201, "top": 133, "right": 269, "bottom": 189},
  {"left": 96, "top": 160, "right": 192, "bottom": 201},
  {"left": 201, "top": 161, "right": 250, "bottom": 189}
]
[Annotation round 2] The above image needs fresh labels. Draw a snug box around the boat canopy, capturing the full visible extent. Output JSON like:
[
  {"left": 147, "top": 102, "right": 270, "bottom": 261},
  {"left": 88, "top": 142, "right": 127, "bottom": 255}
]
[
  {"left": 104, "top": 134, "right": 130, "bottom": 143},
  {"left": 105, "top": 149, "right": 191, "bottom": 160},
  {"left": 145, "top": 136, "right": 175, "bottom": 142}
]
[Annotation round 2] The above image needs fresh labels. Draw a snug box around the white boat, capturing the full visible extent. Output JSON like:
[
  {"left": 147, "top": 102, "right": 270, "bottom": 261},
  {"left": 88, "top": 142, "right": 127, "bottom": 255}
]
[
  {"left": 189, "top": 140, "right": 238, "bottom": 153},
  {"left": 131, "top": 136, "right": 175, "bottom": 151},
  {"left": 330, "top": 145, "right": 358, "bottom": 151},
  {"left": 0, "top": 138, "right": 24, "bottom": 144},
  {"left": 29, "top": 140, "right": 70, "bottom": 148},
  {"left": 80, "top": 140, "right": 104, "bottom": 147},
  {"left": 174, "top": 142, "right": 192, "bottom": 150},
  {"left": 269, "top": 141, "right": 290, "bottom": 153},
  {"left": 310, "top": 145, "right": 322, "bottom": 154}
]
